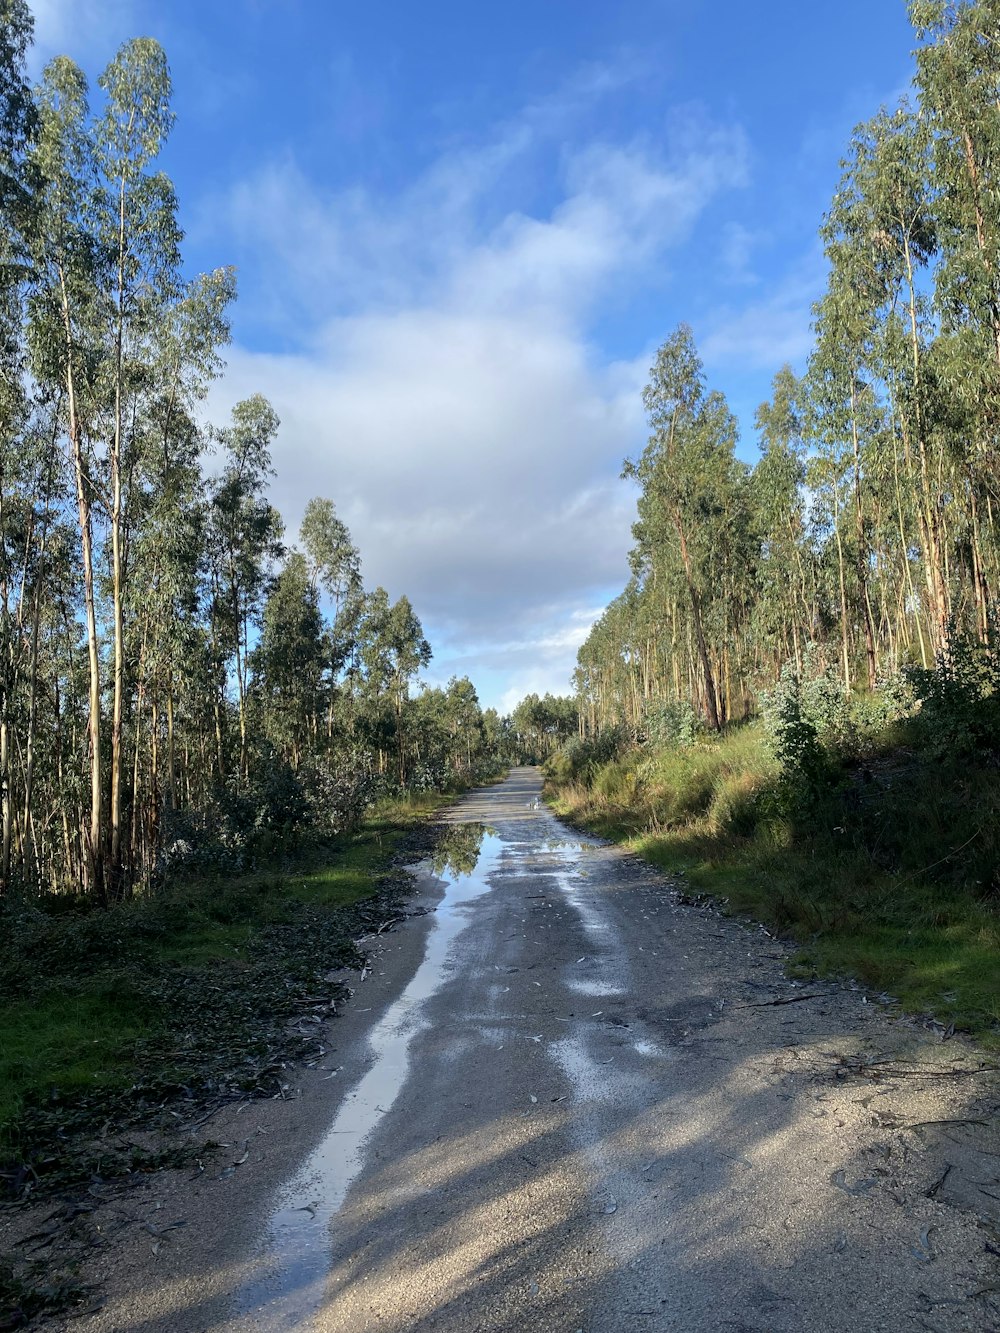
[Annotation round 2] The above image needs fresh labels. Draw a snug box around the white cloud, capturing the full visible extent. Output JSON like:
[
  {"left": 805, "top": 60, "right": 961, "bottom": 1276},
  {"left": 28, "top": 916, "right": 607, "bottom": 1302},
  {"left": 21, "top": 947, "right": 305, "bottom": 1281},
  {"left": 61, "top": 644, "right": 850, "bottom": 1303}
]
[
  {"left": 719, "top": 221, "right": 762, "bottom": 286},
  {"left": 29, "top": 0, "right": 135, "bottom": 68},
  {"left": 214, "top": 319, "right": 641, "bottom": 641},
  {"left": 205, "top": 106, "right": 748, "bottom": 334},
  {"left": 701, "top": 250, "right": 826, "bottom": 372},
  {"left": 205, "top": 91, "right": 747, "bottom": 710}
]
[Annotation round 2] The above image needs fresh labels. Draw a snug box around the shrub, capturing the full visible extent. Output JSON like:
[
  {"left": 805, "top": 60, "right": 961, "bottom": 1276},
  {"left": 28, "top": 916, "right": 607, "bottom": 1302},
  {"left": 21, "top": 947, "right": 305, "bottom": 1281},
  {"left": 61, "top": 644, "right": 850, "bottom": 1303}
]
[
  {"left": 592, "top": 758, "right": 640, "bottom": 804},
  {"left": 761, "top": 659, "right": 834, "bottom": 794},
  {"left": 643, "top": 699, "right": 702, "bottom": 749},
  {"left": 907, "top": 624, "right": 1000, "bottom": 760},
  {"left": 546, "top": 726, "right": 629, "bottom": 786},
  {"left": 159, "top": 750, "right": 386, "bottom": 877},
  {"left": 298, "top": 754, "right": 382, "bottom": 833},
  {"left": 846, "top": 671, "right": 917, "bottom": 752}
]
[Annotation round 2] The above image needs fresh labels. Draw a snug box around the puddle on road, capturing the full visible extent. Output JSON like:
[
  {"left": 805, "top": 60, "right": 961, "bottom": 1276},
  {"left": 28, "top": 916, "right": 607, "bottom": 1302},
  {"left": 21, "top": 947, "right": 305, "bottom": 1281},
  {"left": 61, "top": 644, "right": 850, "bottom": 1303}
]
[
  {"left": 566, "top": 977, "right": 625, "bottom": 998},
  {"left": 236, "top": 824, "right": 501, "bottom": 1330}
]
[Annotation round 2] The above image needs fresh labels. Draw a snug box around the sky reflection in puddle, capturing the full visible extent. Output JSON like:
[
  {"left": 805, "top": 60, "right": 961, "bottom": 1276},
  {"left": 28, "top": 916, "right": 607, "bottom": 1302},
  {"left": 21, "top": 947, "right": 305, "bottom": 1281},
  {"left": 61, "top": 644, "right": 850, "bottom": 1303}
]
[{"left": 236, "top": 825, "right": 502, "bottom": 1329}]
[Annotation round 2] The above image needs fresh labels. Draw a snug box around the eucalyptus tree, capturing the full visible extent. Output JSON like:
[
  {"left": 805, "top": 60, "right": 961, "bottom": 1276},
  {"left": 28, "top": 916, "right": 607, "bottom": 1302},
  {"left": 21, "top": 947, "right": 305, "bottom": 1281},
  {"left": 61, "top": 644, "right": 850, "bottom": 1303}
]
[
  {"left": 0, "top": 16, "right": 495, "bottom": 899},
  {"left": 131, "top": 267, "right": 235, "bottom": 821},
  {"left": 911, "top": 0, "right": 1000, "bottom": 382},
  {"left": 384, "top": 594, "right": 431, "bottom": 785},
  {"left": 825, "top": 106, "right": 948, "bottom": 660},
  {"left": 481, "top": 707, "right": 511, "bottom": 762},
  {"left": 298, "top": 496, "right": 362, "bottom": 740},
  {"left": 510, "top": 693, "right": 578, "bottom": 760},
  {"left": 0, "top": 0, "right": 36, "bottom": 423},
  {"left": 27, "top": 55, "right": 107, "bottom": 896},
  {"left": 407, "top": 685, "right": 451, "bottom": 782},
  {"left": 0, "top": 0, "right": 35, "bottom": 451},
  {"left": 750, "top": 367, "right": 814, "bottom": 675},
  {"left": 207, "top": 394, "right": 284, "bottom": 780},
  {"left": 404, "top": 679, "right": 487, "bottom": 782},
  {"left": 910, "top": 1, "right": 1000, "bottom": 634},
  {"left": 93, "top": 38, "right": 182, "bottom": 884},
  {"left": 0, "top": 402, "right": 69, "bottom": 891},
  {"left": 0, "top": 0, "right": 35, "bottom": 894},
  {"left": 575, "top": 585, "right": 653, "bottom": 735},
  {"left": 624, "top": 325, "right": 742, "bottom": 730},
  {"left": 355, "top": 588, "right": 431, "bottom": 783},
  {"left": 252, "top": 551, "right": 324, "bottom": 767},
  {"left": 443, "top": 675, "right": 483, "bottom": 771},
  {"left": 299, "top": 496, "right": 360, "bottom": 613},
  {"left": 26, "top": 42, "right": 238, "bottom": 891},
  {"left": 812, "top": 152, "right": 901, "bottom": 689}
]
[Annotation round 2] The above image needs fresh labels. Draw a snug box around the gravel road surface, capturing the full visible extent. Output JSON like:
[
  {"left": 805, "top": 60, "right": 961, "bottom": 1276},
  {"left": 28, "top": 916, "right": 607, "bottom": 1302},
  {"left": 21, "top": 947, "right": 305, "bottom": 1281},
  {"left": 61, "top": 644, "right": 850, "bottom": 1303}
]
[{"left": 55, "top": 767, "right": 1000, "bottom": 1331}]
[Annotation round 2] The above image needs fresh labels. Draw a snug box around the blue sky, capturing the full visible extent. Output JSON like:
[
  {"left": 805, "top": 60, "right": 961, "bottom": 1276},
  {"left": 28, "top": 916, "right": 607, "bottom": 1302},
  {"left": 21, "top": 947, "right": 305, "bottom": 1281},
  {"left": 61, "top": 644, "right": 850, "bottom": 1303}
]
[{"left": 32, "top": 0, "right": 917, "bottom": 711}]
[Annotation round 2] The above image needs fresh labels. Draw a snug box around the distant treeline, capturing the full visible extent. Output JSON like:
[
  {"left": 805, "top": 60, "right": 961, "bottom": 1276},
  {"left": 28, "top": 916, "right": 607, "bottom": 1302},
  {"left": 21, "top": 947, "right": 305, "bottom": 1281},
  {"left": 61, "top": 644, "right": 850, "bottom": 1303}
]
[{"left": 576, "top": 0, "right": 1000, "bottom": 735}]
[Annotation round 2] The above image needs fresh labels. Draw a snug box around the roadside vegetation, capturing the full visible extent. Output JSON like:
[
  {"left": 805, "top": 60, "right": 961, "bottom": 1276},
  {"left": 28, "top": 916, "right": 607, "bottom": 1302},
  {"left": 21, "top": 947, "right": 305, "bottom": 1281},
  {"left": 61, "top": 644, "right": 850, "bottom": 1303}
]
[
  {"left": 0, "top": 790, "right": 461, "bottom": 1193},
  {"left": 0, "top": 1, "right": 527, "bottom": 911},
  {"left": 0, "top": 788, "right": 466, "bottom": 1326},
  {"left": 549, "top": 639, "right": 1000, "bottom": 1043},
  {"left": 549, "top": 1, "right": 1000, "bottom": 1046}
]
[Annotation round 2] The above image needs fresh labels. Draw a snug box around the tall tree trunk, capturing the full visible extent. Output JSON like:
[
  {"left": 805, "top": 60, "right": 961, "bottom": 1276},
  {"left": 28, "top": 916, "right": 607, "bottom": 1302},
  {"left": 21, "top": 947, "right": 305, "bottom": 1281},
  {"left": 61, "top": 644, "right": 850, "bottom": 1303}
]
[
  {"left": 832, "top": 480, "right": 852, "bottom": 692},
  {"left": 849, "top": 380, "right": 877, "bottom": 689},
  {"left": 901, "top": 231, "right": 949, "bottom": 649},
  {"left": 674, "top": 514, "right": 721, "bottom": 730},
  {"left": 60, "top": 264, "right": 104, "bottom": 902}
]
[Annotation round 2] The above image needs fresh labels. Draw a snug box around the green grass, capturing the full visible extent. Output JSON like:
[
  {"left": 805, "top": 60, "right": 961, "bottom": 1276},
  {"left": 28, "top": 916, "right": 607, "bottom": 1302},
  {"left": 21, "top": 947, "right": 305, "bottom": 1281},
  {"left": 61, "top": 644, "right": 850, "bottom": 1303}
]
[
  {"left": 547, "top": 723, "right": 1000, "bottom": 1045},
  {"left": 0, "top": 786, "right": 459, "bottom": 1174},
  {"left": 0, "top": 991, "right": 156, "bottom": 1127}
]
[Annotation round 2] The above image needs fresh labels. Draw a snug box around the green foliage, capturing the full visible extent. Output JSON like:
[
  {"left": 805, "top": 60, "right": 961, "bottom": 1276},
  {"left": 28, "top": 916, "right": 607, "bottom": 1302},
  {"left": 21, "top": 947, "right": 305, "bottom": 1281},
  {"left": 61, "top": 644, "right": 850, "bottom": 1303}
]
[
  {"left": 571, "top": 0, "right": 1000, "bottom": 807},
  {"left": 299, "top": 496, "right": 361, "bottom": 609},
  {"left": 544, "top": 725, "right": 627, "bottom": 786},
  {"left": 0, "top": 0, "right": 506, "bottom": 909},
  {"left": 768, "top": 675, "right": 828, "bottom": 793},
  {"left": 761, "top": 656, "right": 842, "bottom": 795},
  {"left": 643, "top": 699, "right": 701, "bottom": 748},
  {"left": 0, "top": 798, "right": 456, "bottom": 1189},
  {"left": 548, "top": 720, "right": 1000, "bottom": 1041},
  {"left": 907, "top": 624, "right": 1000, "bottom": 759},
  {"left": 510, "top": 692, "right": 578, "bottom": 762},
  {"left": 624, "top": 325, "right": 747, "bottom": 732}
]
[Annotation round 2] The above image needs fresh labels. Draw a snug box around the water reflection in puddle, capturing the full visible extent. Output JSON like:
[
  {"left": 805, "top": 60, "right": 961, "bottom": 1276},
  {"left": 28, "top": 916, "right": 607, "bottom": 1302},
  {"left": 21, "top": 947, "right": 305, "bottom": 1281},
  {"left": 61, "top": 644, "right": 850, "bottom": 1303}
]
[
  {"left": 236, "top": 825, "right": 502, "bottom": 1329},
  {"left": 566, "top": 978, "right": 625, "bottom": 998}
]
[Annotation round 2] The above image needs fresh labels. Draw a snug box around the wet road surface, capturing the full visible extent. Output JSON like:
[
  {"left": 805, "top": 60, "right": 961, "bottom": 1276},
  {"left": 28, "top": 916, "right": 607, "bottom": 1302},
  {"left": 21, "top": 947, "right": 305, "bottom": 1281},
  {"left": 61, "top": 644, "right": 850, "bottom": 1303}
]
[{"left": 65, "top": 768, "right": 1000, "bottom": 1331}]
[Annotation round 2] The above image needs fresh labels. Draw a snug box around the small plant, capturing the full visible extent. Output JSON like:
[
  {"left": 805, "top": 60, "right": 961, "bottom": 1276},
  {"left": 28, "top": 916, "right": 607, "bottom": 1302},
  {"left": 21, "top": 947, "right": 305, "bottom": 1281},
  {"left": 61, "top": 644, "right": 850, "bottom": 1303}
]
[
  {"left": 907, "top": 622, "right": 1000, "bottom": 760},
  {"left": 643, "top": 699, "right": 702, "bottom": 749},
  {"left": 545, "top": 726, "right": 628, "bottom": 786},
  {"left": 845, "top": 670, "right": 917, "bottom": 751},
  {"left": 766, "top": 666, "right": 830, "bottom": 794},
  {"left": 761, "top": 653, "right": 842, "bottom": 798}
]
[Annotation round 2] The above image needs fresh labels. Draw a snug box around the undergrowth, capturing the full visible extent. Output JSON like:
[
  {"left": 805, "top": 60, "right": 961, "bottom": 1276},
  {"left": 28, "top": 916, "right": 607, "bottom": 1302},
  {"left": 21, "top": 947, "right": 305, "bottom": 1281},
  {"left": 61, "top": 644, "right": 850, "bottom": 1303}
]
[
  {"left": 0, "top": 789, "right": 452, "bottom": 1191},
  {"left": 546, "top": 712, "right": 1000, "bottom": 1044},
  {"left": 0, "top": 787, "right": 463, "bottom": 1327}
]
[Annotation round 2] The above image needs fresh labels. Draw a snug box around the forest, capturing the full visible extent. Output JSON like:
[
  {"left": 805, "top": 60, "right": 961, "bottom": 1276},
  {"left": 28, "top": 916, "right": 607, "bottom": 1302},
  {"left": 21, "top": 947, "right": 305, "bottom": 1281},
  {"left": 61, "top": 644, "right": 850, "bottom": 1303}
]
[
  {"left": 574, "top": 2, "right": 1000, "bottom": 734},
  {"left": 0, "top": 4, "right": 582, "bottom": 908},
  {"left": 549, "top": 0, "right": 1000, "bottom": 1041},
  {"left": 1, "top": 0, "right": 999, "bottom": 1322}
]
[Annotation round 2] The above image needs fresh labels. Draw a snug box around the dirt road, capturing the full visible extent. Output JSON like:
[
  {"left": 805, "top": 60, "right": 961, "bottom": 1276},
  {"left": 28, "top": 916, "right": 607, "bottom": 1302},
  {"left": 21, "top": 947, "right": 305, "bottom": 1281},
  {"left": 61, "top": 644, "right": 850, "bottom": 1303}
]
[{"left": 60, "top": 768, "right": 1000, "bottom": 1331}]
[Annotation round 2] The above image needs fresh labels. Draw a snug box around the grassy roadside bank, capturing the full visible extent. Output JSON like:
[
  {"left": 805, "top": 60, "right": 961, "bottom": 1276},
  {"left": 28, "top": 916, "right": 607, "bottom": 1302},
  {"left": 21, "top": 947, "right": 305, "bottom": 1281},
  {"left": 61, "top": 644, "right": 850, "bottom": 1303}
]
[
  {"left": 0, "top": 789, "right": 455, "bottom": 1202},
  {"left": 546, "top": 724, "right": 1000, "bottom": 1046},
  {"left": 0, "top": 783, "right": 487, "bottom": 1327}
]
